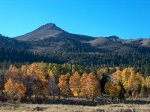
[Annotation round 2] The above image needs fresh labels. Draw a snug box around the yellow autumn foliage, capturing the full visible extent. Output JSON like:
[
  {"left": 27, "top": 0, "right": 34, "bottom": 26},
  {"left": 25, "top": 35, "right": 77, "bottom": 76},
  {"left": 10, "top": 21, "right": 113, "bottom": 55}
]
[
  {"left": 69, "top": 72, "right": 81, "bottom": 97},
  {"left": 58, "top": 74, "right": 69, "bottom": 96},
  {"left": 105, "top": 82, "right": 121, "bottom": 98}
]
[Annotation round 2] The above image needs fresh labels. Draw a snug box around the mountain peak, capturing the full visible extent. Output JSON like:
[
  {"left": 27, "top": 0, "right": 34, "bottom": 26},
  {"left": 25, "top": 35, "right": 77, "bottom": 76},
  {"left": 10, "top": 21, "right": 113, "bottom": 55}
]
[
  {"left": 45, "top": 23, "right": 56, "bottom": 26},
  {"left": 37, "top": 23, "right": 63, "bottom": 31},
  {"left": 41, "top": 23, "right": 56, "bottom": 28},
  {"left": 15, "top": 23, "right": 66, "bottom": 41}
]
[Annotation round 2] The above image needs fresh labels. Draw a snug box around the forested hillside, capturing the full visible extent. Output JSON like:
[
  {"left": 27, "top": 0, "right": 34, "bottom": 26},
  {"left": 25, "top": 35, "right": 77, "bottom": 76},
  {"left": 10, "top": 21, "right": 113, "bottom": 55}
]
[{"left": 0, "top": 24, "right": 150, "bottom": 75}]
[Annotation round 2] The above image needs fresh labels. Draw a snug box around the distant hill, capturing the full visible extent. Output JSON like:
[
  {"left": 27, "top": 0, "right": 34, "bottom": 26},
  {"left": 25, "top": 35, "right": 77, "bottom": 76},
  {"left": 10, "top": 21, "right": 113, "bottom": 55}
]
[{"left": 124, "top": 38, "right": 150, "bottom": 47}]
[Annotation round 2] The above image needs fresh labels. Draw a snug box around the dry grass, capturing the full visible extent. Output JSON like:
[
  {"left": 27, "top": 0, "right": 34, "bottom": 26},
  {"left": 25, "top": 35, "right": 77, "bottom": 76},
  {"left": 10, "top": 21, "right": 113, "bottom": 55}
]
[{"left": 0, "top": 103, "right": 150, "bottom": 112}]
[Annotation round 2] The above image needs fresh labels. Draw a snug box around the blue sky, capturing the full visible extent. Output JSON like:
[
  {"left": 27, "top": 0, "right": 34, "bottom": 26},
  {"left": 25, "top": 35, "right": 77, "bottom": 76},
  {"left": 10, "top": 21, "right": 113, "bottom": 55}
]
[{"left": 0, "top": 0, "right": 150, "bottom": 39}]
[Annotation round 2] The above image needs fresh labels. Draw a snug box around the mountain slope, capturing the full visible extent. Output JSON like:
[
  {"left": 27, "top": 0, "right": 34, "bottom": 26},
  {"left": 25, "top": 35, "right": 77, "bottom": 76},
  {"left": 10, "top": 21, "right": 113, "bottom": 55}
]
[
  {"left": 15, "top": 23, "right": 150, "bottom": 54},
  {"left": 16, "top": 23, "right": 65, "bottom": 41},
  {"left": 15, "top": 23, "right": 97, "bottom": 53},
  {"left": 0, "top": 34, "right": 63, "bottom": 64},
  {"left": 124, "top": 38, "right": 150, "bottom": 47},
  {"left": 15, "top": 23, "right": 95, "bottom": 42},
  {"left": 0, "top": 23, "right": 150, "bottom": 70},
  {"left": 0, "top": 34, "right": 30, "bottom": 50},
  {"left": 89, "top": 36, "right": 123, "bottom": 47}
]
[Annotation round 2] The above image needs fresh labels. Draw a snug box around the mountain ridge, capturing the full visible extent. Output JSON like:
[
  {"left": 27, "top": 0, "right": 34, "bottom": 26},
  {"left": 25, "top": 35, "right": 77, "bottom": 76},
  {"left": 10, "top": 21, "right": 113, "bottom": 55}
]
[
  {"left": 13, "top": 23, "right": 150, "bottom": 53},
  {"left": 0, "top": 23, "right": 149, "bottom": 55},
  {"left": 0, "top": 23, "right": 150, "bottom": 69},
  {"left": 14, "top": 23, "right": 150, "bottom": 46}
]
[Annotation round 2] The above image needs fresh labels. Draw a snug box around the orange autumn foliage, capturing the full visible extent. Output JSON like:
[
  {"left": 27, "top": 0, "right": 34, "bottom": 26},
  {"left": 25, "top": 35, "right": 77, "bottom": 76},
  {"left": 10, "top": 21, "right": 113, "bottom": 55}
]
[
  {"left": 7, "top": 65, "right": 22, "bottom": 83},
  {"left": 4, "top": 78, "right": 26, "bottom": 101},
  {"left": 80, "top": 73, "right": 88, "bottom": 97},
  {"left": 58, "top": 74, "right": 69, "bottom": 96},
  {"left": 9, "top": 65, "right": 20, "bottom": 75},
  {"left": 21, "top": 64, "right": 28, "bottom": 74},
  {"left": 27, "top": 63, "right": 48, "bottom": 97},
  {"left": 69, "top": 72, "right": 81, "bottom": 97},
  {"left": 85, "top": 73, "right": 101, "bottom": 99}
]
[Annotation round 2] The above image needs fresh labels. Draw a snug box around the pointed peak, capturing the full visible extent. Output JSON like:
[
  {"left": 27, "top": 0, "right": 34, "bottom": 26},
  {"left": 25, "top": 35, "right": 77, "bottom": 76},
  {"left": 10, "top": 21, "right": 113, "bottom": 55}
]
[
  {"left": 43, "top": 23, "right": 56, "bottom": 27},
  {"left": 15, "top": 23, "right": 66, "bottom": 41},
  {"left": 37, "top": 23, "right": 64, "bottom": 32}
]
